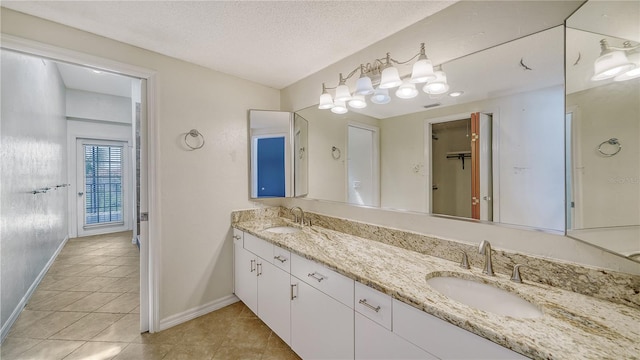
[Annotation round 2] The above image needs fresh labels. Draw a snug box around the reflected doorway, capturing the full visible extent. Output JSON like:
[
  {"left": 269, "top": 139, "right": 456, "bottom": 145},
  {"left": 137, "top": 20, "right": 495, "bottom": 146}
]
[
  {"left": 347, "top": 123, "right": 380, "bottom": 207},
  {"left": 430, "top": 113, "right": 493, "bottom": 220}
]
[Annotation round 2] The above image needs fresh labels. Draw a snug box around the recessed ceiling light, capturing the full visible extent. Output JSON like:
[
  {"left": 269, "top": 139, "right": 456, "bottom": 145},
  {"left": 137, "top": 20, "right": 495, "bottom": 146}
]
[{"left": 449, "top": 91, "right": 464, "bottom": 97}]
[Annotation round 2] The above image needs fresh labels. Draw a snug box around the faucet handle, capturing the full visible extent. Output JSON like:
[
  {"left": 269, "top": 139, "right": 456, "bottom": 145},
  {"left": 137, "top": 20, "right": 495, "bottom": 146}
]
[
  {"left": 459, "top": 251, "right": 470, "bottom": 269},
  {"left": 511, "top": 264, "right": 526, "bottom": 283}
]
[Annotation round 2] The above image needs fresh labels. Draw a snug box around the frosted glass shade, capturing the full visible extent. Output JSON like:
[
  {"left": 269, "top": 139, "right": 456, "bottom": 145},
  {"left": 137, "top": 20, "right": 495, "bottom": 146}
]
[
  {"left": 355, "top": 76, "right": 375, "bottom": 95},
  {"left": 591, "top": 50, "right": 634, "bottom": 81},
  {"left": 331, "top": 100, "right": 348, "bottom": 114},
  {"left": 318, "top": 93, "right": 334, "bottom": 109},
  {"left": 410, "top": 59, "right": 436, "bottom": 83},
  {"left": 370, "top": 88, "right": 391, "bottom": 104},
  {"left": 395, "top": 80, "right": 418, "bottom": 99},
  {"left": 379, "top": 66, "right": 402, "bottom": 89},
  {"left": 334, "top": 84, "right": 352, "bottom": 102},
  {"left": 423, "top": 70, "right": 449, "bottom": 95},
  {"left": 614, "top": 52, "right": 640, "bottom": 81},
  {"left": 348, "top": 95, "right": 367, "bottom": 109}
]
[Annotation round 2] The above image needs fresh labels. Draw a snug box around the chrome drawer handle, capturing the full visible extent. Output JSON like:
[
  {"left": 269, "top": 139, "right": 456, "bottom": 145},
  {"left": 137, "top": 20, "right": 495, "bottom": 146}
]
[
  {"left": 274, "top": 255, "right": 288, "bottom": 263},
  {"left": 359, "top": 299, "right": 381, "bottom": 313},
  {"left": 232, "top": 235, "right": 241, "bottom": 240},
  {"left": 250, "top": 259, "right": 256, "bottom": 272},
  {"left": 256, "top": 263, "right": 262, "bottom": 276},
  {"left": 290, "top": 284, "right": 297, "bottom": 300},
  {"left": 308, "top": 272, "right": 325, "bottom": 282}
]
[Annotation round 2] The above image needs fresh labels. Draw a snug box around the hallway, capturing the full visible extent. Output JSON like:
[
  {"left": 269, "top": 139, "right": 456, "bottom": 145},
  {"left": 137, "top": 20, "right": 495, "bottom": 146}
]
[{"left": 1, "top": 232, "right": 299, "bottom": 359}]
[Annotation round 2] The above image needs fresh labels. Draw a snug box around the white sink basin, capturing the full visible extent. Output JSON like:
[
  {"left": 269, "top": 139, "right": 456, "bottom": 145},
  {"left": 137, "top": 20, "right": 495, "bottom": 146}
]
[
  {"left": 426, "top": 276, "right": 543, "bottom": 318},
  {"left": 264, "top": 226, "right": 301, "bottom": 234}
]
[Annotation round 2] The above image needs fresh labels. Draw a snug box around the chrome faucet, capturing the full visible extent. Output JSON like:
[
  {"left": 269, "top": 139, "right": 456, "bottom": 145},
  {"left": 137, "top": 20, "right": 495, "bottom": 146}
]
[
  {"left": 290, "top": 207, "right": 305, "bottom": 226},
  {"left": 478, "top": 240, "right": 494, "bottom": 276}
]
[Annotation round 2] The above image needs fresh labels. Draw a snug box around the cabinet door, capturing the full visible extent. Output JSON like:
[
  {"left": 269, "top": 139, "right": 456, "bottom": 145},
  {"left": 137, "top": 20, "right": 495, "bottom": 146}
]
[
  {"left": 291, "top": 278, "right": 354, "bottom": 360},
  {"left": 393, "top": 299, "right": 527, "bottom": 359},
  {"left": 355, "top": 313, "right": 437, "bottom": 360},
  {"left": 234, "top": 240, "right": 258, "bottom": 315},
  {"left": 257, "top": 259, "right": 291, "bottom": 346}
]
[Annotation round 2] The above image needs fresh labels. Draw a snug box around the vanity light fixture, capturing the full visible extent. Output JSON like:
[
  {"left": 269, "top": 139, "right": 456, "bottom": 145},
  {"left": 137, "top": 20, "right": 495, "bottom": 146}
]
[
  {"left": 592, "top": 39, "right": 639, "bottom": 81},
  {"left": 318, "top": 43, "right": 447, "bottom": 113},
  {"left": 614, "top": 51, "right": 640, "bottom": 81}
]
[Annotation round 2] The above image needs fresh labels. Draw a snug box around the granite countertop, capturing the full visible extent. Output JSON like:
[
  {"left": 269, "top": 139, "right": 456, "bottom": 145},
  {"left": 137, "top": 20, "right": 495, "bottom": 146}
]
[{"left": 233, "top": 217, "right": 640, "bottom": 360}]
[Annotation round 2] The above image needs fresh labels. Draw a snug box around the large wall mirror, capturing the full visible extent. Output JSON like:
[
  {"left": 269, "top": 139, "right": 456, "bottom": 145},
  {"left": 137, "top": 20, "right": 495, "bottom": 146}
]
[
  {"left": 296, "top": 26, "right": 566, "bottom": 232},
  {"left": 565, "top": 1, "right": 640, "bottom": 261}
]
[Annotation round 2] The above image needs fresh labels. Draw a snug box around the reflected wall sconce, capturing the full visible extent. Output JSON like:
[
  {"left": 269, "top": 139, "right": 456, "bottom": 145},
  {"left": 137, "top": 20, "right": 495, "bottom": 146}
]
[
  {"left": 592, "top": 39, "right": 640, "bottom": 82},
  {"left": 319, "top": 43, "right": 448, "bottom": 114}
]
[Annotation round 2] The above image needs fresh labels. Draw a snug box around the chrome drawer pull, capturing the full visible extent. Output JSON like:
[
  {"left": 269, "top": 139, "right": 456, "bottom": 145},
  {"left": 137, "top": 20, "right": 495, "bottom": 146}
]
[
  {"left": 308, "top": 272, "right": 325, "bottom": 282},
  {"left": 232, "top": 235, "right": 241, "bottom": 240},
  {"left": 359, "top": 299, "right": 381, "bottom": 313},
  {"left": 257, "top": 263, "right": 262, "bottom": 276},
  {"left": 290, "top": 284, "right": 298, "bottom": 300},
  {"left": 274, "top": 255, "right": 288, "bottom": 263},
  {"left": 250, "top": 259, "right": 256, "bottom": 272}
]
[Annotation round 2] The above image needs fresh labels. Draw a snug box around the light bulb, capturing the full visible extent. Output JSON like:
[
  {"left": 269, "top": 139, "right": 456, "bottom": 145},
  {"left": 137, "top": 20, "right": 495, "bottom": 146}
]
[
  {"left": 395, "top": 80, "right": 418, "bottom": 99},
  {"left": 592, "top": 50, "right": 634, "bottom": 81},
  {"left": 331, "top": 100, "right": 348, "bottom": 114},
  {"left": 318, "top": 93, "right": 334, "bottom": 109},
  {"left": 348, "top": 95, "right": 367, "bottom": 109},
  {"left": 410, "top": 58, "right": 435, "bottom": 83},
  {"left": 423, "top": 70, "right": 449, "bottom": 95},
  {"left": 334, "top": 84, "right": 352, "bottom": 102},
  {"left": 370, "top": 88, "right": 391, "bottom": 104},
  {"left": 614, "top": 52, "right": 640, "bottom": 81},
  {"left": 379, "top": 66, "right": 402, "bottom": 89}
]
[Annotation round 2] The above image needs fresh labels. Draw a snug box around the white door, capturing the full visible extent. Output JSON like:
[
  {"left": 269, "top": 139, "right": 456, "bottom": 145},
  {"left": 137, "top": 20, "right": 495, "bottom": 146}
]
[
  {"left": 347, "top": 123, "right": 380, "bottom": 207},
  {"left": 76, "top": 139, "right": 130, "bottom": 237}
]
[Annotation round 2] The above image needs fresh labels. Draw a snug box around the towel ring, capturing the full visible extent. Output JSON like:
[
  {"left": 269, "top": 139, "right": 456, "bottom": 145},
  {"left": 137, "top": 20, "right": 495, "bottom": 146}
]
[
  {"left": 597, "top": 138, "right": 621, "bottom": 157},
  {"left": 331, "top": 146, "right": 341, "bottom": 160},
  {"left": 185, "top": 129, "right": 205, "bottom": 150}
]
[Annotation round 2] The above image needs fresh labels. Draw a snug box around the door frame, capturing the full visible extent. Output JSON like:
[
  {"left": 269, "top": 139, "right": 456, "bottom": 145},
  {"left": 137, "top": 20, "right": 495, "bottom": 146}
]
[{"left": 1, "top": 34, "right": 160, "bottom": 332}]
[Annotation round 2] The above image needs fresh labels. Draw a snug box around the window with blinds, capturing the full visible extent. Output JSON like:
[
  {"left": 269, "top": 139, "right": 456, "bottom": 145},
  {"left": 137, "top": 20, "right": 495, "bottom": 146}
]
[{"left": 84, "top": 145, "right": 124, "bottom": 226}]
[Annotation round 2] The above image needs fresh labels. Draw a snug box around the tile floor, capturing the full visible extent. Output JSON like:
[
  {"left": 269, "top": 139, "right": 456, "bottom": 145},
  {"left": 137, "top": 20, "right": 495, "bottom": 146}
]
[{"left": 1, "top": 231, "right": 300, "bottom": 360}]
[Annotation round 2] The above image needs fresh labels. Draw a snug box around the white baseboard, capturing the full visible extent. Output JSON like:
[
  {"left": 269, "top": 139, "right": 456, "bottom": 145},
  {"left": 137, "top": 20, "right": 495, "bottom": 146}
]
[
  {"left": 1, "top": 236, "right": 69, "bottom": 343},
  {"left": 158, "top": 294, "right": 239, "bottom": 331}
]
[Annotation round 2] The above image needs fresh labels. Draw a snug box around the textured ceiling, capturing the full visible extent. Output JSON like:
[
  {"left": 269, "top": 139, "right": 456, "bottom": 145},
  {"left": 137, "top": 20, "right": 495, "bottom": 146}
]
[{"left": 1, "top": 1, "right": 458, "bottom": 89}]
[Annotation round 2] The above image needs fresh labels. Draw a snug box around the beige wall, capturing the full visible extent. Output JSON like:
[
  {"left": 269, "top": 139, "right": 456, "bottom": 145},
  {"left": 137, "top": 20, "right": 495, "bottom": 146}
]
[
  {"left": 566, "top": 80, "right": 640, "bottom": 229},
  {"left": 1, "top": 9, "right": 280, "bottom": 323}
]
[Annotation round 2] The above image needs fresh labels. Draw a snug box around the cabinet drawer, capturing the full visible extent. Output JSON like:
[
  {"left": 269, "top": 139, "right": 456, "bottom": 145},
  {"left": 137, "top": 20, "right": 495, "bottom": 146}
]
[
  {"left": 232, "top": 228, "right": 243, "bottom": 245},
  {"left": 393, "top": 299, "right": 527, "bottom": 359},
  {"left": 244, "top": 232, "right": 274, "bottom": 262},
  {"left": 355, "top": 282, "right": 392, "bottom": 330},
  {"left": 272, "top": 246, "right": 291, "bottom": 273},
  {"left": 291, "top": 253, "right": 354, "bottom": 308}
]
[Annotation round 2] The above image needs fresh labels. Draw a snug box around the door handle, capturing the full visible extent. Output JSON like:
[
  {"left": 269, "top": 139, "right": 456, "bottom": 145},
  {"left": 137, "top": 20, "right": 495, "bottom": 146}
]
[{"left": 78, "top": 192, "right": 84, "bottom": 196}]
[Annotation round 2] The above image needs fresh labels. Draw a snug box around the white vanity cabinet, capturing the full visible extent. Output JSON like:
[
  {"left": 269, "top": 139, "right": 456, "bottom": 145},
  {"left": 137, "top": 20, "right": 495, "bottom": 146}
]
[
  {"left": 393, "top": 299, "right": 528, "bottom": 359},
  {"left": 233, "top": 230, "right": 291, "bottom": 345},
  {"left": 290, "top": 253, "right": 355, "bottom": 360}
]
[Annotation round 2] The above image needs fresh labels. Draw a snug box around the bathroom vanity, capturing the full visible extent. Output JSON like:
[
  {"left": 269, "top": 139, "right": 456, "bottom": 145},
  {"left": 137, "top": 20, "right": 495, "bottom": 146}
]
[{"left": 232, "top": 208, "right": 640, "bottom": 360}]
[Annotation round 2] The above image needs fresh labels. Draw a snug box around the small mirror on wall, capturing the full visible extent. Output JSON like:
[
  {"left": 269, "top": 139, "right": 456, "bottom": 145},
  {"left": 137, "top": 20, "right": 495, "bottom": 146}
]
[{"left": 249, "top": 110, "right": 308, "bottom": 199}]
